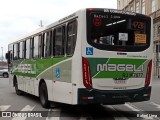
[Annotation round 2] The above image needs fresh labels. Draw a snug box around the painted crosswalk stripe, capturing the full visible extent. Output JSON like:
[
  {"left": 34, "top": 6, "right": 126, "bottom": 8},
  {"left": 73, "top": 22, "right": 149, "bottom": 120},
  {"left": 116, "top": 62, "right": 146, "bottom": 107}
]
[
  {"left": 107, "top": 105, "right": 129, "bottom": 120},
  {"left": 12, "top": 105, "right": 35, "bottom": 120},
  {"left": 46, "top": 108, "right": 60, "bottom": 120},
  {"left": 124, "top": 103, "right": 142, "bottom": 111},
  {"left": 20, "top": 105, "right": 35, "bottom": 111},
  {"left": 150, "top": 102, "right": 160, "bottom": 109},
  {"left": 0, "top": 105, "right": 11, "bottom": 111},
  {"left": 124, "top": 103, "right": 158, "bottom": 120}
]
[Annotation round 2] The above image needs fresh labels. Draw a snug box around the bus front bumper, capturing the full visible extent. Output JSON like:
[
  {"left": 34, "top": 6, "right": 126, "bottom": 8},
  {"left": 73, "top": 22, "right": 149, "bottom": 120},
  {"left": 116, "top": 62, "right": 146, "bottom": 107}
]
[{"left": 78, "top": 87, "right": 151, "bottom": 105}]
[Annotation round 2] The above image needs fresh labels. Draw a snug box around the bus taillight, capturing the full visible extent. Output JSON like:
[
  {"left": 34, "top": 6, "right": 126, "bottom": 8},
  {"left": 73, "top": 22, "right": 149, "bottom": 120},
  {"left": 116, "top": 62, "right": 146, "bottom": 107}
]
[
  {"left": 82, "top": 57, "right": 92, "bottom": 90},
  {"left": 145, "top": 60, "right": 152, "bottom": 88},
  {"left": 87, "top": 8, "right": 94, "bottom": 11}
]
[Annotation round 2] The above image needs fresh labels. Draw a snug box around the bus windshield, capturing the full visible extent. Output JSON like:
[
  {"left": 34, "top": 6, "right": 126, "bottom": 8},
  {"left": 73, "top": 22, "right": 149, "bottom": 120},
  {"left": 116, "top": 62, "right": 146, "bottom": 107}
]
[{"left": 87, "top": 10, "right": 151, "bottom": 52}]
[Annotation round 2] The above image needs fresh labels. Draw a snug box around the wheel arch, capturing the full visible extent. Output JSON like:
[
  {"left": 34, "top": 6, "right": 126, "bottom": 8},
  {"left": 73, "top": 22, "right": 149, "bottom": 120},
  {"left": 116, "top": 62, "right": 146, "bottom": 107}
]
[
  {"left": 38, "top": 79, "right": 46, "bottom": 97},
  {"left": 38, "top": 79, "right": 51, "bottom": 108}
]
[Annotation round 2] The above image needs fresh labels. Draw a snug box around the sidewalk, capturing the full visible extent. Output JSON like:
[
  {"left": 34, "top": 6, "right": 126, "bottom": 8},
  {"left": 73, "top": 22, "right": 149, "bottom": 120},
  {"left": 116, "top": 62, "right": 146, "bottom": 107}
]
[{"left": 152, "top": 76, "right": 160, "bottom": 83}]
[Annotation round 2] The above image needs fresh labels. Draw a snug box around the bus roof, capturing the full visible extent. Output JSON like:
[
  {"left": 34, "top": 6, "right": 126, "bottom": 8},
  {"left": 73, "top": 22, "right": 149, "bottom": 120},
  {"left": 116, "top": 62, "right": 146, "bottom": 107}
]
[{"left": 9, "top": 8, "right": 150, "bottom": 45}]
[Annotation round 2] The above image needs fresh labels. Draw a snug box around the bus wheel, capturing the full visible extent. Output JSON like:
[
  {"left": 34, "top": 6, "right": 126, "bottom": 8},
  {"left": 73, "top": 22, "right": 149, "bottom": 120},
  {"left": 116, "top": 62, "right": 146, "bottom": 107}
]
[
  {"left": 14, "top": 79, "right": 23, "bottom": 95},
  {"left": 39, "top": 82, "right": 50, "bottom": 108}
]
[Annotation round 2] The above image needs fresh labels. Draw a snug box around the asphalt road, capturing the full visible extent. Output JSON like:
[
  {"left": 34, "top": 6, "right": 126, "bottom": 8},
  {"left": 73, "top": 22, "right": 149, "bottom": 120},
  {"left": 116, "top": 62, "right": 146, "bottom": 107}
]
[{"left": 0, "top": 77, "right": 160, "bottom": 120}]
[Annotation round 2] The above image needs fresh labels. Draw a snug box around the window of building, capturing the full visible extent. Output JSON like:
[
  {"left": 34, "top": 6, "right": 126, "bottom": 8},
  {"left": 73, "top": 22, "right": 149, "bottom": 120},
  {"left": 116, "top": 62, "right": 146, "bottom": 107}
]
[
  {"left": 142, "top": 0, "right": 146, "bottom": 14},
  {"left": 13, "top": 43, "right": 19, "bottom": 60},
  {"left": 153, "top": 26, "right": 156, "bottom": 37},
  {"left": 152, "top": 0, "right": 156, "bottom": 12},
  {"left": 136, "top": 0, "right": 140, "bottom": 13},
  {"left": 126, "top": 6, "right": 129, "bottom": 11},
  {"left": 66, "top": 20, "right": 77, "bottom": 56},
  {"left": 158, "top": 26, "right": 160, "bottom": 34},
  {"left": 54, "top": 26, "right": 65, "bottom": 56},
  {"left": 119, "top": 1, "right": 120, "bottom": 9},
  {"left": 33, "top": 36, "right": 39, "bottom": 58},
  {"left": 155, "top": 26, "right": 157, "bottom": 37},
  {"left": 26, "top": 39, "right": 30, "bottom": 59},
  {"left": 130, "top": 4, "right": 134, "bottom": 12}
]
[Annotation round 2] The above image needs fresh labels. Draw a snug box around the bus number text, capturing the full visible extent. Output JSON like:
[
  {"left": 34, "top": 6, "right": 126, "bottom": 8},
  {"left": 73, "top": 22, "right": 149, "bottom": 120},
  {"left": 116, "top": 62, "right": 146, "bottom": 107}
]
[{"left": 122, "top": 73, "right": 143, "bottom": 78}]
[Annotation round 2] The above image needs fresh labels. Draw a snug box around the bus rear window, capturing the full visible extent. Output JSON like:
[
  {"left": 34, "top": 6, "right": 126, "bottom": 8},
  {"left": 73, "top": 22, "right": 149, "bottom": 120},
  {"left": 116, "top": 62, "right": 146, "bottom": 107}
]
[{"left": 87, "top": 12, "right": 151, "bottom": 52}]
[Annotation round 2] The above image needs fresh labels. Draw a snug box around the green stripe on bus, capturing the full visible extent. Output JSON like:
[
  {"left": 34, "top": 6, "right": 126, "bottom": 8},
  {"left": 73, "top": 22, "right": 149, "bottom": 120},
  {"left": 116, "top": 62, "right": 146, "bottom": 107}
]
[{"left": 12, "top": 57, "right": 70, "bottom": 78}]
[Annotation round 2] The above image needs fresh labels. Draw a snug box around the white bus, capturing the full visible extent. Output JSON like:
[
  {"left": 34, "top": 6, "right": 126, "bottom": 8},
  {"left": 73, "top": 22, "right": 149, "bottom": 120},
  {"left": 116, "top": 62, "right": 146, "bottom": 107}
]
[{"left": 6, "top": 8, "right": 153, "bottom": 108}]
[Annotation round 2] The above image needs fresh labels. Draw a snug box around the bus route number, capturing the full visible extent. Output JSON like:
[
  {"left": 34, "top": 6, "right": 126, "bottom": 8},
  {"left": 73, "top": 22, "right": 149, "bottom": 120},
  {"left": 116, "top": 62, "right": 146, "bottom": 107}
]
[
  {"left": 132, "top": 21, "right": 144, "bottom": 30},
  {"left": 93, "top": 17, "right": 102, "bottom": 27}
]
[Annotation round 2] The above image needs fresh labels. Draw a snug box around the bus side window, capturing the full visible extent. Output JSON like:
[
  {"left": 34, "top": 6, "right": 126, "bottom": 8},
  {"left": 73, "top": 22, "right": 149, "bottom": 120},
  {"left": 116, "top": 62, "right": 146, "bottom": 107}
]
[
  {"left": 26, "top": 39, "right": 30, "bottom": 59},
  {"left": 23, "top": 40, "right": 26, "bottom": 59},
  {"left": 50, "top": 30, "right": 53, "bottom": 57},
  {"left": 33, "top": 36, "right": 39, "bottom": 59},
  {"left": 38, "top": 34, "right": 42, "bottom": 58},
  {"left": 8, "top": 44, "right": 13, "bottom": 61},
  {"left": 39, "top": 34, "right": 45, "bottom": 58},
  {"left": 43, "top": 33, "right": 46, "bottom": 58},
  {"left": 45, "top": 30, "right": 52, "bottom": 58},
  {"left": 51, "top": 29, "right": 55, "bottom": 57},
  {"left": 19, "top": 41, "right": 24, "bottom": 59},
  {"left": 44, "top": 32, "right": 47, "bottom": 57},
  {"left": 66, "top": 20, "right": 77, "bottom": 56},
  {"left": 52, "top": 30, "right": 55, "bottom": 57},
  {"left": 13, "top": 43, "right": 18, "bottom": 60},
  {"left": 17, "top": 43, "right": 19, "bottom": 60},
  {"left": 55, "top": 26, "right": 65, "bottom": 57},
  {"left": 30, "top": 37, "right": 34, "bottom": 59}
]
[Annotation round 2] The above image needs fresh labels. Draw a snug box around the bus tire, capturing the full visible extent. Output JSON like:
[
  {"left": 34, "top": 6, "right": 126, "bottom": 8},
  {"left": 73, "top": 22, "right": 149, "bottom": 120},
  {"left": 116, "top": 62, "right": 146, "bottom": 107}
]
[
  {"left": 39, "top": 82, "right": 50, "bottom": 108},
  {"left": 14, "top": 79, "right": 23, "bottom": 95}
]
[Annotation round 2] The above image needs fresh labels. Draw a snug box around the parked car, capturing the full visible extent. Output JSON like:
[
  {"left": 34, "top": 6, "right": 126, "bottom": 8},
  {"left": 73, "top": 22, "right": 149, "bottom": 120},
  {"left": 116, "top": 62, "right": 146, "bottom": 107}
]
[{"left": 0, "top": 67, "right": 9, "bottom": 78}]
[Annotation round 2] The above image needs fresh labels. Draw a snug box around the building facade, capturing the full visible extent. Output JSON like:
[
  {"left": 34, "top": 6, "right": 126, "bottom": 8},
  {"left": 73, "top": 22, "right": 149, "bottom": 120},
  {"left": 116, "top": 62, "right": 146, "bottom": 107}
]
[
  {"left": 117, "top": 0, "right": 160, "bottom": 77},
  {"left": 117, "top": 0, "right": 160, "bottom": 15}
]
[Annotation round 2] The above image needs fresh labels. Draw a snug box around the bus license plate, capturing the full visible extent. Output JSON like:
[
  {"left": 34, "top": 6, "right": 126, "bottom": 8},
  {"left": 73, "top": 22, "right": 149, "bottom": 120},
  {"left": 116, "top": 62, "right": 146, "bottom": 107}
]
[{"left": 114, "top": 78, "right": 127, "bottom": 84}]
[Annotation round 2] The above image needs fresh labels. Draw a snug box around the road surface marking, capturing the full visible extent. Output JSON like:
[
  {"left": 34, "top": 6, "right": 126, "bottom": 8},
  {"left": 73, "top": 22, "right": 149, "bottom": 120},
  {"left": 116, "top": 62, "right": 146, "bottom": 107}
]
[
  {"left": 12, "top": 105, "right": 35, "bottom": 120},
  {"left": 125, "top": 103, "right": 160, "bottom": 120},
  {"left": 0, "top": 105, "right": 11, "bottom": 111},
  {"left": 46, "top": 108, "right": 60, "bottom": 120},
  {"left": 124, "top": 103, "right": 142, "bottom": 111},
  {"left": 20, "top": 105, "right": 35, "bottom": 111},
  {"left": 107, "top": 105, "right": 129, "bottom": 120},
  {"left": 150, "top": 102, "right": 160, "bottom": 109}
]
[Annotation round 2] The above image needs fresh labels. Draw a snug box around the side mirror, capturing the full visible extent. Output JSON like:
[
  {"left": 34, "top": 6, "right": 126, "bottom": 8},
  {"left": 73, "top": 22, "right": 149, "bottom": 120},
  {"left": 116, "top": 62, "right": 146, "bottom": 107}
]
[
  {"left": 5, "top": 53, "right": 9, "bottom": 60},
  {"left": 5, "top": 52, "right": 11, "bottom": 64}
]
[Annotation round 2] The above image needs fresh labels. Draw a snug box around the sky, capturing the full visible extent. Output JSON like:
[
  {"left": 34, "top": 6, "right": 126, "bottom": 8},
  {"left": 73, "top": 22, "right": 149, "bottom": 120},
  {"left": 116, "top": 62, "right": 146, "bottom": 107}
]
[{"left": 0, "top": 0, "right": 117, "bottom": 59}]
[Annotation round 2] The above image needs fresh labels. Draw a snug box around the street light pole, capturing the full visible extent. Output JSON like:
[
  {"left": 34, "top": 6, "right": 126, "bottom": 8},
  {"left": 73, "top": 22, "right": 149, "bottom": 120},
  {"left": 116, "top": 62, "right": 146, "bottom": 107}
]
[{"left": 39, "top": 20, "right": 43, "bottom": 27}]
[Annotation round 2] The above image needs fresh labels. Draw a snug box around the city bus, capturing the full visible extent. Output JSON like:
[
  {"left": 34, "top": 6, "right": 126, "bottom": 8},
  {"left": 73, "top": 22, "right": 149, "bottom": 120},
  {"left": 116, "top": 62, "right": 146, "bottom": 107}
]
[{"left": 6, "top": 8, "right": 153, "bottom": 108}]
